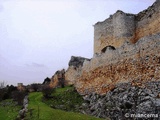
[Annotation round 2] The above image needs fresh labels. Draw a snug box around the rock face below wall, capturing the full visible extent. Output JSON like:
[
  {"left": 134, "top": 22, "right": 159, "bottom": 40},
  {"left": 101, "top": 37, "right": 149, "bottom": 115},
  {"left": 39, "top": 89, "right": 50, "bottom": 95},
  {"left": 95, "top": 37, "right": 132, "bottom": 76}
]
[
  {"left": 81, "top": 81, "right": 160, "bottom": 119},
  {"left": 74, "top": 0, "right": 160, "bottom": 95}
]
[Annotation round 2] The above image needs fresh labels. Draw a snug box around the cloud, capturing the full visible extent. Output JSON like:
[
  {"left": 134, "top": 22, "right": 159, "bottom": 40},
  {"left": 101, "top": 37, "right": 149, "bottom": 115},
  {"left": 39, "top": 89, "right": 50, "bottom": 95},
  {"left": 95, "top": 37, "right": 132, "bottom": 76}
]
[
  {"left": 4, "top": 0, "right": 86, "bottom": 40},
  {"left": 0, "top": 0, "right": 156, "bottom": 85},
  {"left": 0, "top": 61, "right": 49, "bottom": 85},
  {"left": 26, "top": 62, "right": 46, "bottom": 68},
  {"left": 0, "top": 54, "right": 9, "bottom": 66},
  {"left": 0, "top": 5, "right": 3, "bottom": 12}
]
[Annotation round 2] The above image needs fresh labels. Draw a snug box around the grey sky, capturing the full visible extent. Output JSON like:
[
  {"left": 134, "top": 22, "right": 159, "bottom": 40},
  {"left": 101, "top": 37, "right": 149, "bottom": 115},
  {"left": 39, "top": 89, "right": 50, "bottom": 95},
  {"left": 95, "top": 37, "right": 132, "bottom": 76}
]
[{"left": 0, "top": 0, "right": 155, "bottom": 86}]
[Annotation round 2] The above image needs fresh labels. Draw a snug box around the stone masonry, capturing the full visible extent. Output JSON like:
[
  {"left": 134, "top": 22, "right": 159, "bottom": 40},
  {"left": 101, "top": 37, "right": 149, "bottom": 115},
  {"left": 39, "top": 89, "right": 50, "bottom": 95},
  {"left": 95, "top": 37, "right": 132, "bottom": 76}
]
[
  {"left": 94, "top": 0, "right": 160, "bottom": 54},
  {"left": 65, "top": 56, "right": 90, "bottom": 85},
  {"left": 49, "top": 69, "right": 65, "bottom": 88},
  {"left": 75, "top": 0, "right": 160, "bottom": 95}
]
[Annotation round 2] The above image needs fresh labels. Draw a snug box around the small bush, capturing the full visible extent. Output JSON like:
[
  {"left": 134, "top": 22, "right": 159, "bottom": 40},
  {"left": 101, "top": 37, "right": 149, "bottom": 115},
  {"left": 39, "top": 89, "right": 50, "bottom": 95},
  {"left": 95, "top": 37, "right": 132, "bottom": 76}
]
[
  {"left": 30, "top": 84, "right": 40, "bottom": 92},
  {"left": 0, "top": 89, "right": 6, "bottom": 101},
  {"left": 42, "top": 85, "right": 55, "bottom": 99},
  {"left": 12, "top": 91, "right": 27, "bottom": 105},
  {"left": 0, "top": 85, "right": 17, "bottom": 101},
  {"left": 43, "top": 86, "right": 84, "bottom": 112}
]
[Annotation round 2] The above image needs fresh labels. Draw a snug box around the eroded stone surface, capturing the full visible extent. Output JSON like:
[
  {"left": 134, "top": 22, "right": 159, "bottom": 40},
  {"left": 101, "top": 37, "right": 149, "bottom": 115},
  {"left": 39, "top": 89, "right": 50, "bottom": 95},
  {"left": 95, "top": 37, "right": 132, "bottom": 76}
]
[
  {"left": 75, "top": 0, "right": 160, "bottom": 95},
  {"left": 50, "top": 0, "right": 160, "bottom": 96},
  {"left": 49, "top": 69, "right": 65, "bottom": 88},
  {"left": 94, "top": 0, "right": 160, "bottom": 54},
  {"left": 80, "top": 81, "right": 160, "bottom": 119},
  {"left": 65, "top": 56, "right": 90, "bottom": 85},
  {"left": 76, "top": 33, "right": 160, "bottom": 95}
]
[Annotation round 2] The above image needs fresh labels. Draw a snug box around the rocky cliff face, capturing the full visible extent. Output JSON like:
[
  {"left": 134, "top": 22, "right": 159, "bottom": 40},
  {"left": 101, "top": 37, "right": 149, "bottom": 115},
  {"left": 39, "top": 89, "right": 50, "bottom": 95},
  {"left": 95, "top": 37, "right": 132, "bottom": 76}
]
[{"left": 75, "top": 0, "right": 160, "bottom": 95}]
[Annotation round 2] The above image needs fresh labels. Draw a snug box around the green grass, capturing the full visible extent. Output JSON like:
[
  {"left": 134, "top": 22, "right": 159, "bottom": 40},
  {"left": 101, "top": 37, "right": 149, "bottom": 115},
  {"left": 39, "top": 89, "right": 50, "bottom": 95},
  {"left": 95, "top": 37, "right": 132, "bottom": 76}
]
[
  {"left": 0, "top": 99, "right": 21, "bottom": 120},
  {"left": 43, "top": 86, "right": 83, "bottom": 112},
  {"left": 26, "top": 92, "right": 104, "bottom": 120}
]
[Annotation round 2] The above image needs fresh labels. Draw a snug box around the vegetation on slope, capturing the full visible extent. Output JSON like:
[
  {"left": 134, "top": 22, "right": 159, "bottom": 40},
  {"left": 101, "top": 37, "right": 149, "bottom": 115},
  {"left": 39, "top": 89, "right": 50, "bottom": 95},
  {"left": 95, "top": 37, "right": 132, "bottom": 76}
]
[
  {"left": 26, "top": 92, "right": 103, "bottom": 120},
  {"left": 42, "top": 85, "right": 83, "bottom": 112},
  {"left": 0, "top": 99, "right": 21, "bottom": 120}
]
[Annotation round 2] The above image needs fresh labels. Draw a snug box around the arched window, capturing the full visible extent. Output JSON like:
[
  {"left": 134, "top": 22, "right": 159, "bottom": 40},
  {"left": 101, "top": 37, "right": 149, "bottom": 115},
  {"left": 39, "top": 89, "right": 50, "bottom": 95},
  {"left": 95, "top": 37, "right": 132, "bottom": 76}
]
[{"left": 101, "top": 45, "right": 116, "bottom": 53}]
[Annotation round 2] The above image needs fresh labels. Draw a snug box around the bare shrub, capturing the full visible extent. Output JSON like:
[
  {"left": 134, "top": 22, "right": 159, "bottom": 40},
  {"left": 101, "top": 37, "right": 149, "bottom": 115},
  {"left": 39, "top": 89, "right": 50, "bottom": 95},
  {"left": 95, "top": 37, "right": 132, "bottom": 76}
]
[{"left": 0, "top": 81, "right": 6, "bottom": 89}]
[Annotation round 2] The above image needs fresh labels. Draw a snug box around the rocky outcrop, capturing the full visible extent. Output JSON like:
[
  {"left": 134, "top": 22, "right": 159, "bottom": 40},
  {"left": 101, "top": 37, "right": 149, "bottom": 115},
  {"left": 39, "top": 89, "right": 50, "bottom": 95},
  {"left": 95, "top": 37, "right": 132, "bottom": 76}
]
[
  {"left": 49, "top": 69, "right": 65, "bottom": 88},
  {"left": 81, "top": 81, "right": 160, "bottom": 119},
  {"left": 65, "top": 56, "right": 90, "bottom": 85},
  {"left": 75, "top": 0, "right": 160, "bottom": 95}
]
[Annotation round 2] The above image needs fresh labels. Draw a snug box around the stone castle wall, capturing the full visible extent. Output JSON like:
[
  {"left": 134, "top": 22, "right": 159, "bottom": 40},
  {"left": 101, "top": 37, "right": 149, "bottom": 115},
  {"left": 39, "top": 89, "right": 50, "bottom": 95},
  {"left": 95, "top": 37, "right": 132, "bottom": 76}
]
[
  {"left": 49, "top": 56, "right": 89, "bottom": 87},
  {"left": 49, "top": 0, "right": 160, "bottom": 95},
  {"left": 75, "top": 0, "right": 160, "bottom": 95},
  {"left": 94, "top": 0, "right": 160, "bottom": 54},
  {"left": 94, "top": 11, "right": 135, "bottom": 54},
  {"left": 65, "top": 56, "right": 90, "bottom": 85},
  {"left": 76, "top": 34, "right": 160, "bottom": 95},
  {"left": 65, "top": 66, "right": 82, "bottom": 85},
  {"left": 135, "top": 0, "right": 160, "bottom": 43},
  {"left": 49, "top": 69, "right": 65, "bottom": 88}
]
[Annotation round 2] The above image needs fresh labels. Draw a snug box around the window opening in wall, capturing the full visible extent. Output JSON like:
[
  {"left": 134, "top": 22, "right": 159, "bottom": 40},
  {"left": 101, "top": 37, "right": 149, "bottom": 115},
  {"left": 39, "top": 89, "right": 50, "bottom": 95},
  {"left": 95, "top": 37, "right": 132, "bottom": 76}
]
[{"left": 101, "top": 45, "right": 116, "bottom": 53}]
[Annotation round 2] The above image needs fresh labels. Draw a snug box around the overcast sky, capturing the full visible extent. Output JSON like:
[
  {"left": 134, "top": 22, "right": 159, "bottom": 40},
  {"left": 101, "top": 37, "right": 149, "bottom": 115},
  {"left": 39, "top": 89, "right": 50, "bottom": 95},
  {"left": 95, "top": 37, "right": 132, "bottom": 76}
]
[{"left": 0, "top": 0, "right": 155, "bottom": 86}]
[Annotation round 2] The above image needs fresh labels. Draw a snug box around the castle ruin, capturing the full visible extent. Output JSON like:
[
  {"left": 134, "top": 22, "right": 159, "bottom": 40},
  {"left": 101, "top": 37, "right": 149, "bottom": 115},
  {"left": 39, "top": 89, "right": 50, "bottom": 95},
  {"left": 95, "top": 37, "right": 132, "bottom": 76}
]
[
  {"left": 94, "top": 1, "right": 160, "bottom": 54},
  {"left": 50, "top": 0, "right": 160, "bottom": 95},
  {"left": 75, "top": 0, "right": 160, "bottom": 95}
]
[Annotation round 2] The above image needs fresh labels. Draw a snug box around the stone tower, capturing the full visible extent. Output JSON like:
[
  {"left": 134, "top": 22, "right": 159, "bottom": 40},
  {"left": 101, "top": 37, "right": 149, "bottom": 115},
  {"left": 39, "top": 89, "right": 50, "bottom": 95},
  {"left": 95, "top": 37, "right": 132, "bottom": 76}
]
[{"left": 94, "top": 0, "right": 160, "bottom": 54}]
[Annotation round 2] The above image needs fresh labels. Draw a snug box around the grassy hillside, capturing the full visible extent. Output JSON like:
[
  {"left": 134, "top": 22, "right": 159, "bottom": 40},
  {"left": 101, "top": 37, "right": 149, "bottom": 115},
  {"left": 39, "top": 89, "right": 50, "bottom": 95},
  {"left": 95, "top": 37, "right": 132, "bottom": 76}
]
[
  {"left": 0, "top": 99, "right": 21, "bottom": 120},
  {"left": 26, "top": 92, "right": 104, "bottom": 120},
  {"left": 43, "top": 85, "right": 83, "bottom": 112}
]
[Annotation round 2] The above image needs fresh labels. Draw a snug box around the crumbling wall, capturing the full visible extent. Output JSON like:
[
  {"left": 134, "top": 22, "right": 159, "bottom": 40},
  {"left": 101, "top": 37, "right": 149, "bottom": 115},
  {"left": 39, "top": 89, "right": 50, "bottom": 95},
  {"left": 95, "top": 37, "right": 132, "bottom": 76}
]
[
  {"left": 65, "top": 66, "right": 81, "bottom": 85},
  {"left": 76, "top": 34, "right": 160, "bottom": 95},
  {"left": 65, "top": 56, "right": 90, "bottom": 85},
  {"left": 75, "top": 0, "right": 160, "bottom": 95},
  {"left": 94, "top": 0, "right": 160, "bottom": 54},
  {"left": 49, "top": 69, "right": 65, "bottom": 88},
  {"left": 94, "top": 16, "right": 113, "bottom": 54},
  {"left": 135, "top": 0, "right": 160, "bottom": 43},
  {"left": 94, "top": 11, "right": 135, "bottom": 54}
]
